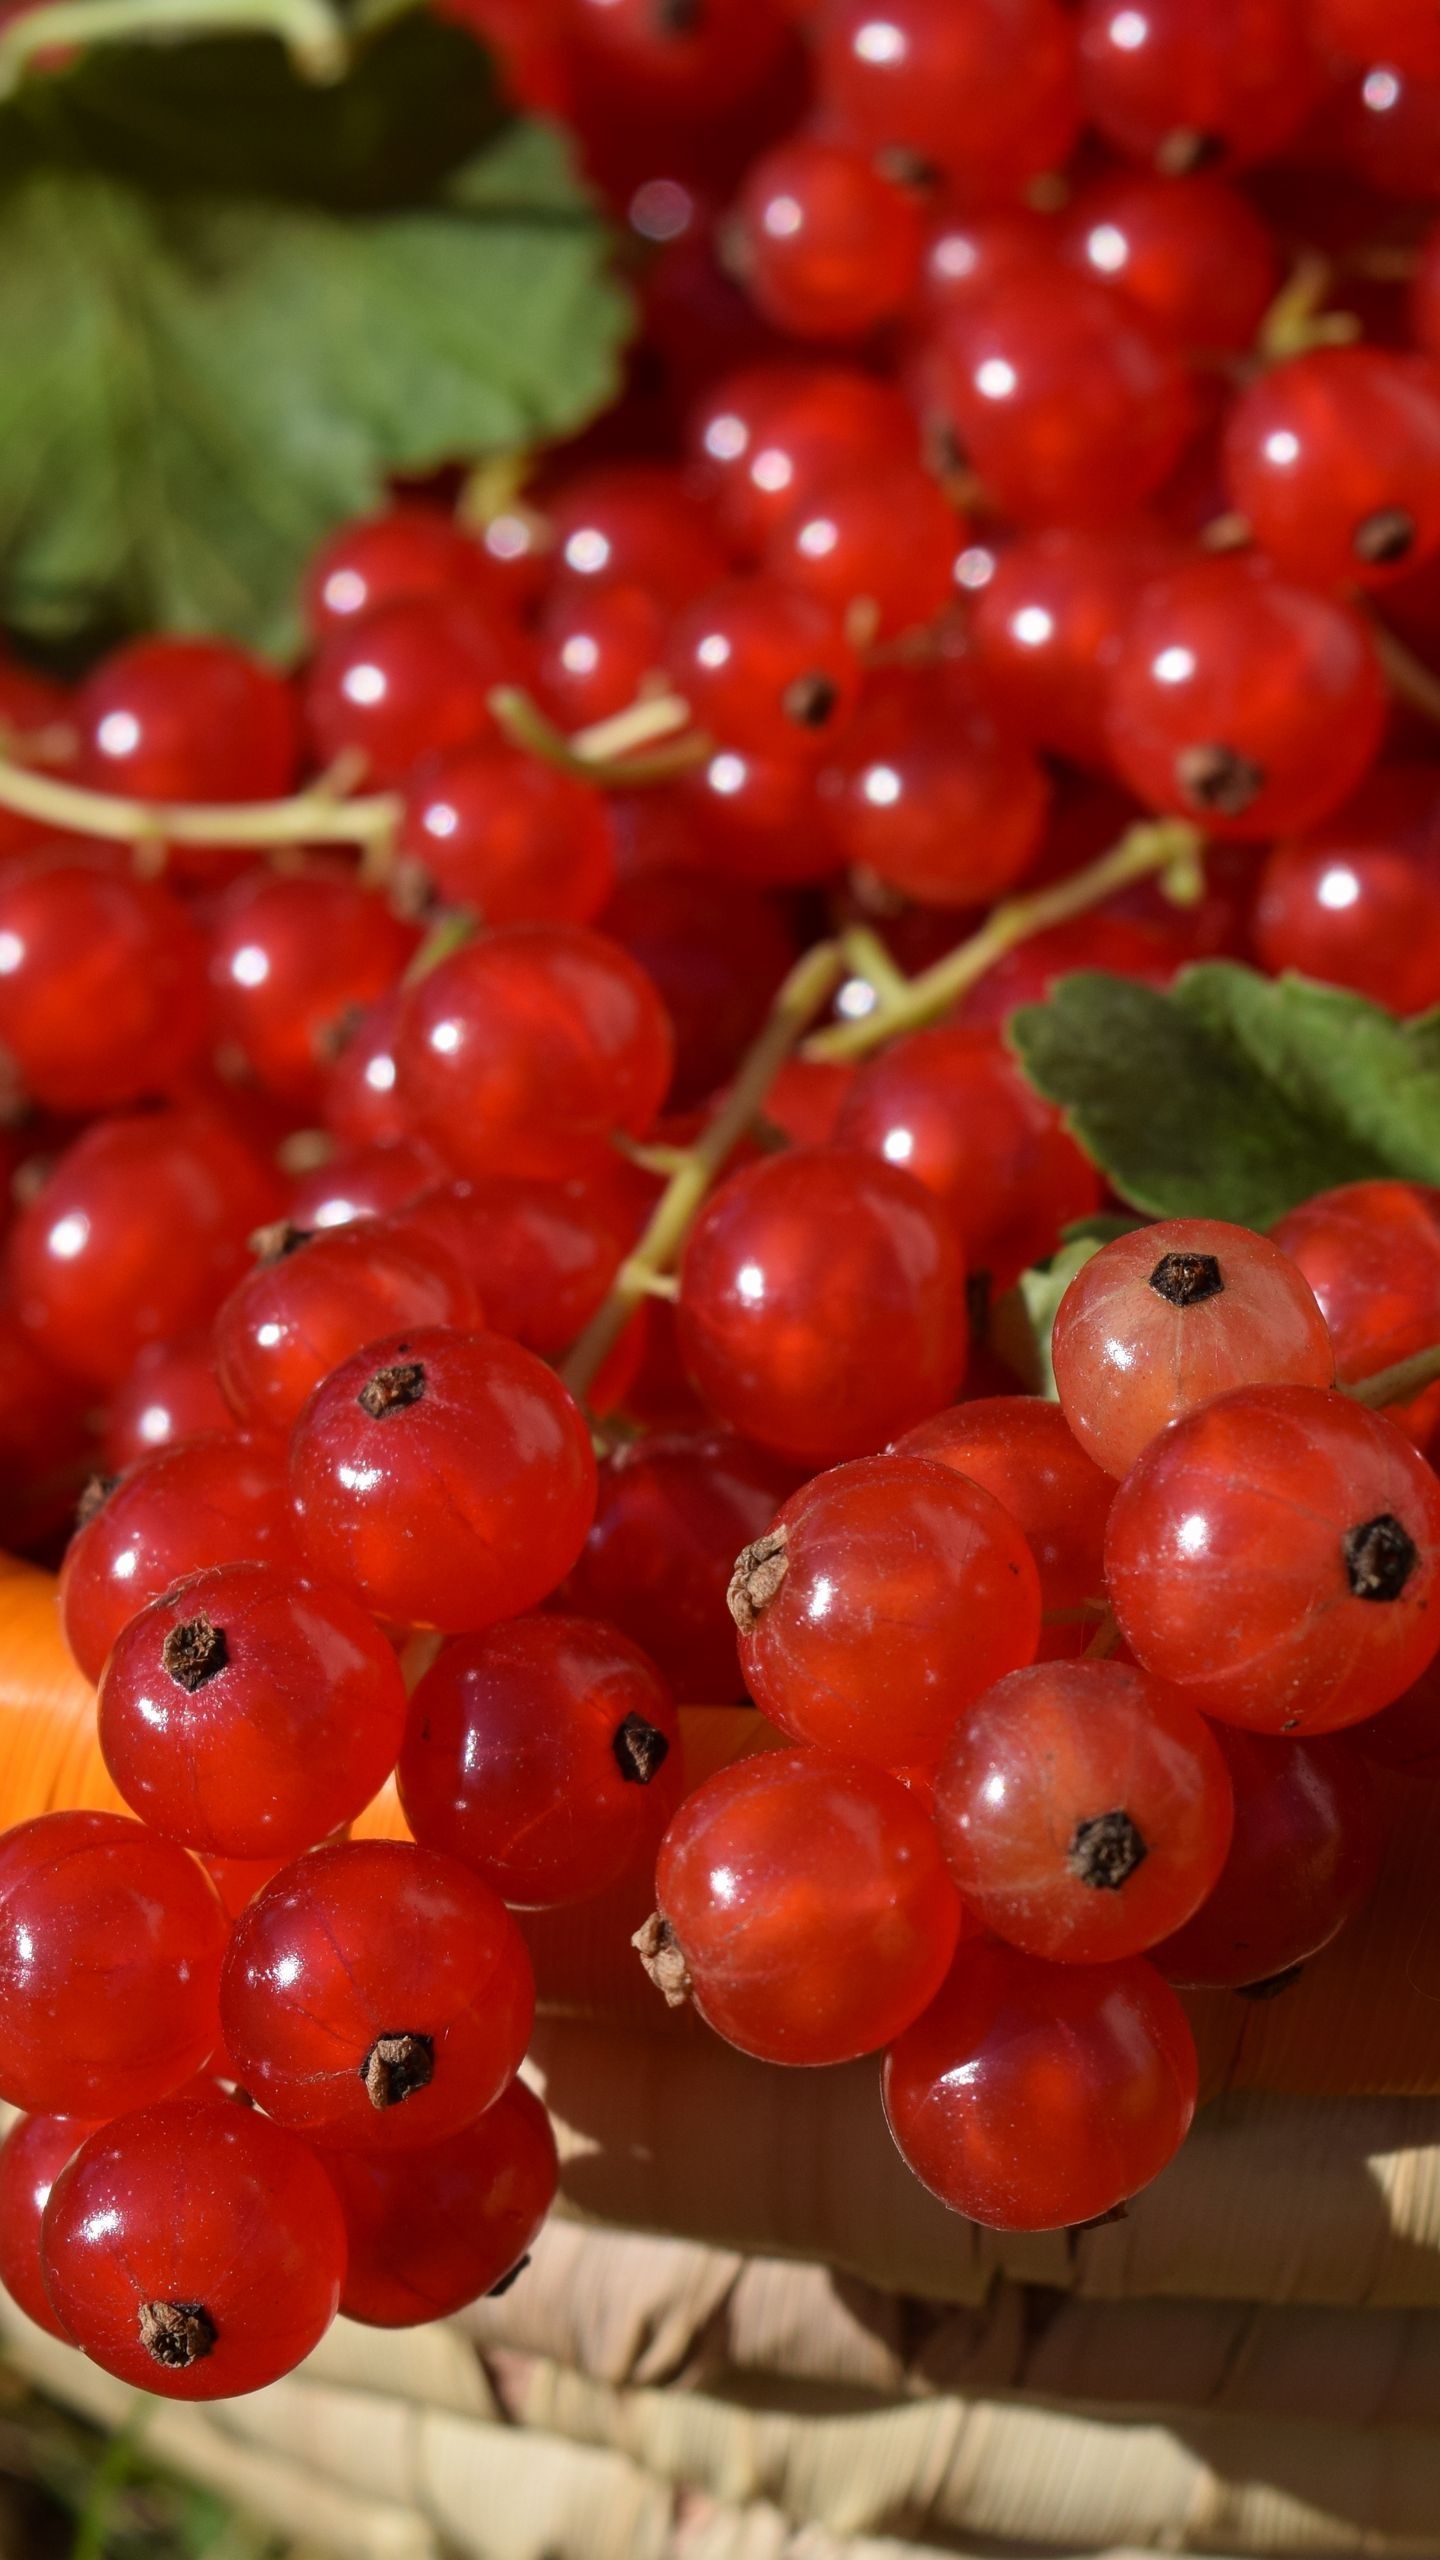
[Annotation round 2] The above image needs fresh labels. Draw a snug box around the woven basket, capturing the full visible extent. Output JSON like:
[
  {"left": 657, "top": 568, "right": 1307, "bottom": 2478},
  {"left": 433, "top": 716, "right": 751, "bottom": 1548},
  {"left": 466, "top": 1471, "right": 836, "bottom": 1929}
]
[{"left": 5, "top": 1554, "right": 1440, "bottom": 2560}]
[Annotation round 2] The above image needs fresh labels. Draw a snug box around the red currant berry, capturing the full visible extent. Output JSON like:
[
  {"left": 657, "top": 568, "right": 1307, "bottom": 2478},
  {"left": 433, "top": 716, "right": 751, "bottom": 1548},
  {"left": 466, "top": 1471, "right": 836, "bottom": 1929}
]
[
  {"left": 678, "top": 1148, "right": 969, "bottom": 1463},
  {"left": 1271, "top": 1183, "right": 1440, "bottom": 1398},
  {"left": 1154, "top": 1724, "right": 1384, "bottom": 1989},
  {"left": 816, "top": 0, "right": 1079, "bottom": 205},
  {"left": 75, "top": 639, "right": 299, "bottom": 809},
  {"left": 0, "top": 854, "right": 206, "bottom": 1112},
  {"left": 1335, "top": 58, "right": 1440, "bottom": 203},
  {"left": 682, "top": 746, "right": 835, "bottom": 886},
  {"left": 303, "top": 504, "right": 496, "bottom": 639},
  {"left": 535, "top": 582, "right": 668, "bottom": 731},
  {"left": 99, "top": 1562, "right": 409, "bottom": 1860},
  {"left": 1315, "top": 0, "right": 1440, "bottom": 77},
  {"left": 601, "top": 867, "right": 799, "bottom": 1110},
  {"left": 818, "top": 669, "right": 1049, "bottom": 906},
  {"left": 326, "top": 2078, "right": 557, "bottom": 2328},
  {"left": 389, "top": 1176, "right": 622, "bottom": 1354},
  {"left": 882, "top": 1940, "right": 1197, "bottom": 2230},
  {"left": 395, "top": 923, "right": 673, "bottom": 1182},
  {"left": 1105, "top": 1385, "right": 1440, "bottom": 1733},
  {"left": 1253, "top": 836, "right": 1440, "bottom": 1017},
  {"left": 400, "top": 743, "right": 617, "bottom": 928},
  {"left": 935, "top": 1660, "right": 1233, "bottom": 1963},
  {"left": 666, "top": 576, "right": 861, "bottom": 759},
  {"left": 969, "top": 523, "right": 1180, "bottom": 771},
  {"left": 0, "top": 1811, "right": 227, "bottom": 2116},
  {"left": 650, "top": 1747, "right": 961, "bottom": 2065},
  {"left": 1077, "top": 0, "right": 1320, "bottom": 173},
  {"left": 762, "top": 458, "right": 960, "bottom": 641},
  {"left": 208, "top": 865, "right": 418, "bottom": 1113},
  {"left": 893, "top": 1398, "right": 1114, "bottom": 1657},
  {"left": 733, "top": 139, "right": 924, "bottom": 341},
  {"left": 1052, "top": 1218, "right": 1335, "bottom": 1479},
  {"left": 42, "top": 2097, "right": 346, "bottom": 2397},
  {"left": 688, "top": 364, "right": 917, "bottom": 557},
  {"left": 0, "top": 2111, "right": 98, "bottom": 2338},
  {"left": 289, "top": 1327, "right": 596, "bottom": 1633},
  {"left": 220, "top": 1839, "right": 534, "bottom": 2150},
  {"left": 1059, "top": 170, "right": 1278, "bottom": 353},
  {"left": 102, "top": 1336, "right": 236, "bottom": 1472},
  {"left": 957, "top": 911, "right": 1176, "bottom": 1029},
  {"left": 60, "top": 1434, "right": 300, "bottom": 1684},
  {"left": 1223, "top": 347, "right": 1440, "bottom": 592},
  {"left": 733, "top": 1453, "right": 1040, "bottom": 1772},
  {"left": 547, "top": 463, "right": 729, "bottom": 607},
  {"left": 305, "top": 597, "right": 513, "bottom": 786},
  {"left": 568, "top": 0, "right": 790, "bottom": 109},
  {"left": 400, "top": 1614, "right": 682, "bottom": 1906},
  {"left": 1104, "top": 557, "right": 1387, "bottom": 840},
  {"left": 287, "top": 1138, "right": 439, "bottom": 1232},
  {"left": 320, "top": 989, "right": 411, "bottom": 1149},
  {"left": 213, "top": 1216, "right": 478, "bottom": 1437}
]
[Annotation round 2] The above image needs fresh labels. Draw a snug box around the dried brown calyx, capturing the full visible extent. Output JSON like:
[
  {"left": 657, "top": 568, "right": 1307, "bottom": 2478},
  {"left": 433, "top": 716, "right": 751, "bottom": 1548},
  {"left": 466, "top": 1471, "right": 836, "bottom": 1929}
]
[
  {"left": 1149, "top": 1250, "right": 1223, "bottom": 1307},
  {"left": 612, "top": 1713, "right": 671, "bottom": 1784},
  {"left": 727, "top": 1526, "right": 789, "bottom": 1634},
  {"left": 359, "top": 2032, "right": 435, "bottom": 2110},
  {"left": 161, "top": 1611, "right": 229, "bottom": 1693},
  {"left": 140, "top": 2299, "right": 217, "bottom": 2369},
  {"left": 1175, "top": 741, "right": 1265, "bottom": 819},
  {"left": 358, "top": 1360, "right": 426, "bottom": 1419},
  {"left": 633, "top": 1912, "right": 692, "bottom": 2008},
  {"left": 1343, "top": 1512, "right": 1419, "bottom": 1602},
  {"left": 1068, "top": 1809, "right": 1148, "bottom": 1892}
]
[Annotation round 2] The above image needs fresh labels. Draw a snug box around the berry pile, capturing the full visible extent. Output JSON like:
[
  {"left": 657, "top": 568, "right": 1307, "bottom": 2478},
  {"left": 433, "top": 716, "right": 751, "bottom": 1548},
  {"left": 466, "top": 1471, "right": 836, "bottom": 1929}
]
[{"left": 0, "top": 0, "right": 1439, "bottom": 2401}]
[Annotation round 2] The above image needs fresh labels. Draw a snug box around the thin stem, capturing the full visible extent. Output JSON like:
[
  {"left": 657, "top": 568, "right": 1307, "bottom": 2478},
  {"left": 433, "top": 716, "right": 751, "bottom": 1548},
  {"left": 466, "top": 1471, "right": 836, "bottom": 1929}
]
[
  {"left": 0, "top": 752, "right": 400, "bottom": 852},
  {"left": 1084, "top": 1610, "right": 1122, "bottom": 1662},
  {"left": 1256, "top": 251, "right": 1360, "bottom": 363},
  {"left": 840, "top": 924, "right": 912, "bottom": 1010},
  {"left": 489, "top": 685, "right": 708, "bottom": 785},
  {"left": 1369, "top": 619, "right": 1440, "bottom": 729},
  {"left": 805, "top": 819, "right": 1203, "bottom": 1065},
  {"left": 562, "top": 939, "right": 846, "bottom": 1400},
  {"left": 1346, "top": 1342, "right": 1440, "bottom": 1410},
  {"left": 0, "top": 0, "right": 348, "bottom": 93}
]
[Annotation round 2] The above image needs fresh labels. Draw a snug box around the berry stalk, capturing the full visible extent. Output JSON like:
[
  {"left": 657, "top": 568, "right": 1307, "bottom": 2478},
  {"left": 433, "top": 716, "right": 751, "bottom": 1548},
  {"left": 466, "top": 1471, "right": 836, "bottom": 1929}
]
[{"left": 1347, "top": 1341, "right": 1440, "bottom": 1410}]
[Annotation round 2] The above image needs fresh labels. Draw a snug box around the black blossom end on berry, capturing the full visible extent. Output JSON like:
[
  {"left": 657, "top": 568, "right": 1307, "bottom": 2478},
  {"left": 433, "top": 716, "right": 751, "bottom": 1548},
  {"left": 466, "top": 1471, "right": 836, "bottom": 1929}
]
[
  {"left": 727, "top": 1526, "right": 789, "bottom": 1633},
  {"left": 782, "top": 671, "right": 841, "bottom": 730},
  {"left": 360, "top": 2031, "right": 435, "bottom": 2110},
  {"left": 1354, "top": 506, "right": 1416, "bottom": 568},
  {"left": 1236, "top": 1962, "right": 1306, "bottom": 2001},
  {"left": 1155, "top": 126, "right": 1225, "bottom": 175},
  {"left": 1344, "top": 1512, "right": 1419, "bottom": 1602},
  {"left": 874, "top": 143, "right": 942, "bottom": 192},
  {"left": 1149, "top": 1250, "right": 1224, "bottom": 1308},
  {"left": 250, "top": 1219, "right": 312, "bottom": 1264},
  {"left": 1068, "top": 1809, "right": 1148, "bottom": 1892},
  {"left": 486, "top": 2253, "right": 532, "bottom": 2299},
  {"left": 139, "top": 2299, "right": 217, "bottom": 2370},
  {"left": 161, "top": 1611, "right": 229, "bottom": 1694},
  {"left": 633, "top": 1911, "right": 692, "bottom": 2008},
  {"left": 358, "top": 1359, "right": 427, "bottom": 1419},
  {"left": 76, "top": 1473, "right": 118, "bottom": 1531},
  {"left": 612, "top": 1712, "right": 671, "bottom": 1785},
  {"left": 1175, "top": 742, "right": 1265, "bottom": 819}
]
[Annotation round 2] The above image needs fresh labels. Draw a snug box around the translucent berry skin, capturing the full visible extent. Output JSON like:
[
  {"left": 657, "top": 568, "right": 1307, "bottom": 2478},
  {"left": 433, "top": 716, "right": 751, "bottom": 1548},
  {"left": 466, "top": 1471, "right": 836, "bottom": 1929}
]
[
  {"left": 390, "top": 1177, "right": 621, "bottom": 1355},
  {"left": 102, "top": 1334, "right": 236, "bottom": 1472},
  {"left": 213, "top": 1218, "right": 479, "bottom": 1437},
  {"left": 655, "top": 1749, "right": 962, "bottom": 2066},
  {"left": 1271, "top": 1184, "right": 1440, "bottom": 1394},
  {"left": 395, "top": 924, "right": 673, "bottom": 1183},
  {"left": 1051, "top": 1218, "right": 1335, "bottom": 1480},
  {"left": 1058, "top": 170, "right": 1277, "bottom": 354},
  {"left": 8, "top": 1108, "right": 280, "bottom": 1391},
  {"left": 208, "top": 865, "right": 418, "bottom": 1113},
  {"left": 682, "top": 746, "right": 834, "bottom": 887},
  {"left": 1315, "top": 0, "right": 1440, "bottom": 77},
  {"left": 599, "top": 868, "right": 799, "bottom": 1113},
  {"left": 220, "top": 1839, "right": 534, "bottom": 2152},
  {"left": 666, "top": 578, "right": 861, "bottom": 761},
  {"left": 562, "top": 1429, "right": 797, "bottom": 1701},
  {"left": 760, "top": 460, "right": 959, "bottom": 642},
  {"left": 42, "top": 2099, "right": 346, "bottom": 2399},
  {"left": 0, "top": 2112, "right": 98, "bottom": 2337},
  {"left": 1105, "top": 1386, "right": 1440, "bottom": 1734},
  {"left": 99, "top": 1563, "right": 409, "bottom": 1860},
  {"left": 0, "top": 1813, "right": 227, "bottom": 2116},
  {"left": 893, "top": 1399, "right": 1113, "bottom": 1658},
  {"left": 75, "top": 637, "right": 299, "bottom": 807},
  {"left": 882, "top": 1941, "right": 1197, "bottom": 2231},
  {"left": 547, "top": 463, "right": 729, "bottom": 609},
  {"left": 687, "top": 364, "right": 917, "bottom": 558},
  {"left": 1076, "top": 0, "right": 1319, "bottom": 172},
  {"left": 1104, "top": 559, "right": 1387, "bottom": 842},
  {"left": 933, "top": 264, "right": 1192, "bottom": 527},
  {"left": 321, "top": 989, "right": 411, "bottom": 1148},
  {"left": 303, "top": 504, "right": 496, "bottom": 638},
  {"left": 400, "top": 1615, "right": 683, "bottom": 1907},
  {"left": 399, "top": 744, "right": 617, "bottom": 928},
  {"left": 677, "top": 1149, "right": 969, "bottom": 1465},
  {"left": 535, "top": 582, "right": 667, "bottom": 730},
  {"left": 836, "top": 1023, "right": 1099, "bottom": 1289},
  {"left": 289, "top": 1327, "right": 596, "bottom": 1634},
  {"left": 934, "top": 1661, "right": 1233, "bottom": 1964},
  {"left": 326, "top": 2078, "right": 557, "bottom": 2328},
  {"left": 1153, "top": 1726, "right": 1383, "bottom": 1990},
  {"left": 816, "top": 0, "right": 1079, "bottom": 205},
  {"left": 1255, "top": 838, "right": 1440, "bottom": 1018},
  {"left": 736, "top": 1454, "right": 1041, "bottom": 1774},
  {"left": 287, "top": 1137, "right": 439, "bottom": 1232},
  {"left": 818, "top": 671, "right": 1049, "bottom": 907},
  {"left": 1223, "top": 348, "right": 1440, "bottom": 594},
  {"left": 969, "top": 524, "right": 1178, "bottom": 771},
  {"left": 733, "top": 140, "right": 923, "bottom": 342},
  {"left": 304, "top": 596, "right": 511, "bottom": 786},
  {"left": 60, "top": 1433, "right": 300, "bottom": 1685},
  {"left": 0, "top": 854, "right": 206, "bottom": 1112}
]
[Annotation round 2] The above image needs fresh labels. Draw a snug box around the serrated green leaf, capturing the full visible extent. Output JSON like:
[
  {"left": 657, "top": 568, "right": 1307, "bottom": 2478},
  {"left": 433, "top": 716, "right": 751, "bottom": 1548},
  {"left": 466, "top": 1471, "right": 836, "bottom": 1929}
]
[
  {"left": 1011, "top": 964, "right": 1440, "bottom": 1228},
  {"left": 0, "top": 19, "right": 630, "bottom": 654}
]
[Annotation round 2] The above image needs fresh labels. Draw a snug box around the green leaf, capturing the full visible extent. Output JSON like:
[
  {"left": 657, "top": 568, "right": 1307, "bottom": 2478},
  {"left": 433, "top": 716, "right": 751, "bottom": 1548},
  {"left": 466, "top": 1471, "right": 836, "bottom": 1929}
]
[
  {"left": 1011, "top": 963, "right": 1440, "bottom": 1229},
  {"left": 991, "top": 1234, "right": 1106, "bottom": 1399},
  {"left": 0, "top": 18, "right": 631, "bottom": 655}
]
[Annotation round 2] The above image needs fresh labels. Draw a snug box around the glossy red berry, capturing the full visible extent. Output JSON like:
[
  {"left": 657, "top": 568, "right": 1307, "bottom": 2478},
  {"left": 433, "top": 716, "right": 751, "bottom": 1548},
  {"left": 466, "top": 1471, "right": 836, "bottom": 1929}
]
[
  {"left": 75, "top": 638, "right": 299, "bottom": 809},
  {"left": 388, "top": 1176, "right": 622, "bottom": 1354},
  {"left": 893, "top": 1398, "right": 1114, "bottom": 1657},
  {"left": 1253, "top": 837, "right": 1440, "bottom": 1017},
  {"left": 688, "top": 364, "right": 917, "bottom": 558},
  {"left": 395, "top": 924, "right": 673, "bottom": 1182},
  {"left": 1314, "top": 0, "right": 1440, "bottom": 77},
  {"left": 8, "top": 1108, "right": 280, "bottom": 1392},
  {"left": 678, "top": 1148, "right": 969, "bottom": 1463},
  {"left": 1105, "top": 1385, "right": 1440, "bottom": 1733},
  {"left": 1154, "top": 1725, "right": 1384, "bottom": 1989},
  {"left": 969, "top": 523, "right": 1179, "bottom": 772},
  {"left": 42, "top": 2098, "right": 346, "bottom": 2398},
  {"left": 883, "top": 1940, "right": 1197, "bottom": 2230},
  {"left": 650, "top": 1747, "right": 960, "bottom": 2065},
  {"left": 303, "top": 504, "right": 496, "bottom": 638},
  {"left": 816, "top": 0, "right": 1079, "bottom": 205},
  {"left": 0, "top": 854, "right": 206, "bottom": 1112},
  {"left": 1104, "top": 558, "right": 1387, "bottom": 840},
  {"left": 935, "top": 1660, "right": 1233, "bottom": 1963},
  {"left": 733, "top": 1453, "right": 1040, "bottom": 1773},
  {"left": 102, "top": 1335, "right": 235, "bottom": 1473},
  {"left": 99, "top": 1563, "right": 409, "bottom": 1859},
  {"left": 208, "top": 865, "right": 418, "bottom": 1113},
  {"left": 599, "top": 867, "right": 799, "bottom": 1109},
  {"left": 547, "top": 463, "right": 729, "bottom": 607},
  {"left": 305, "top": 597, "right": 512, "bottom": 786},
  {"left": 1271, "top": 1183, "right": 1440, "bottom": 1399},
  {"left": 0, "top": 2112, "right": 98, "bottom": 2338},
  {"left": 818, "top": 670, "right": 1049, "bottom": 906},
  {"left": 568, "top": 0, "right": 790, "bottom": 108},
  {"left": 1076, "top": 0, "right": 1320, "bottom": 173},
  {"left": 400, "top": 1614, "right": 683, "bottom": 1906},
  {"left": 1058, "top": 170, "right": 1277, "bottom": 353},
  {"left": 213, "top": 1217, "right": 479, "bottom": 1437},
  {"left": 1052, "top": 1218, "right": 1335, "bottom": 1479},
  {"left": 1223, "top": 348, "right": 1440, "bottom": 593},
  {"left": 289, "top": 1326, "right": 596, "bottom": 1633},
  {"left": 762, "top": 458, "right": 959, "bottom": 641},
  {"left": 400, "top": 743, "right": 617, "bottom": 927},
  {"left": 221, "top": 1839, "right": 534, "bottom": 2151},
  {"left": 287, "top": 1137, "right": 439, "bottom": 1232},
  {"left": 60, "top": 1433, "right": 300, "bottom": 1684},
  {"left": 0, "top": 1812, "right": 227, "bottom": 2116},
  {"left": 535, "top": 582, "right": 668, "bottom": 730},
  {"left": 733, "top": 139, "right": 923, "bottom": 341},
  {"left": 326, "top": 2078, "right": 557, "bottom": 2328},
  {"left": 681, "top": 746, "right": 834, "bottom": 886},
  {"left": 666, "top": 577, "right": 861, "bottom": 759}
]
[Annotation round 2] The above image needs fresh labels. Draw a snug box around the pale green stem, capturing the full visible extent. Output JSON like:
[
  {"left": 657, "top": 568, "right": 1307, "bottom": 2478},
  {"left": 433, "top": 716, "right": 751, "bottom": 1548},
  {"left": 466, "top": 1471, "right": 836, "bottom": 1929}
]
[
  {"left": 1346, "top": 1343, "right": 1440, "bottom": 1410},
  {"left": 0, "top": 753, "right": 399, "bottom": 852}
]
